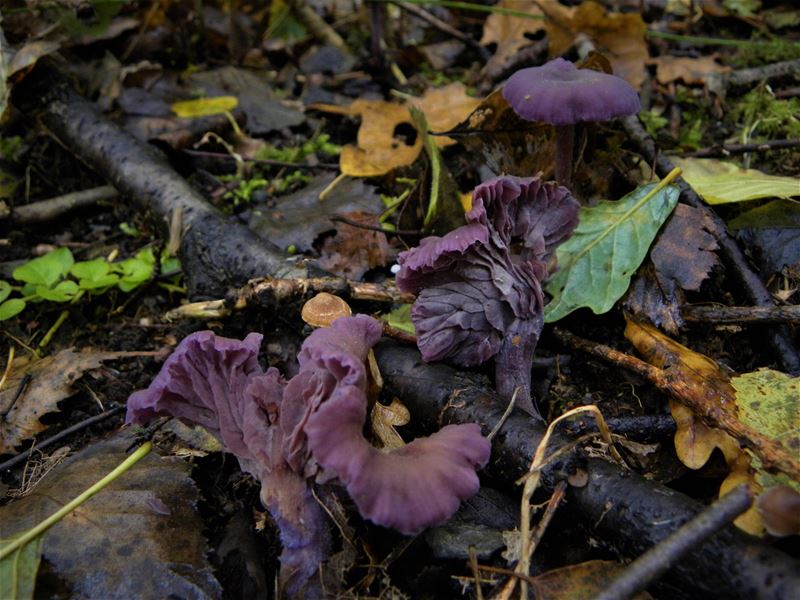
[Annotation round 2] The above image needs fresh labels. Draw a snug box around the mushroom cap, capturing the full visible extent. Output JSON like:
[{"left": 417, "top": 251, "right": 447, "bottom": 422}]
[{"left": 502, "top": 57, "right": 640, "bottom": 125}]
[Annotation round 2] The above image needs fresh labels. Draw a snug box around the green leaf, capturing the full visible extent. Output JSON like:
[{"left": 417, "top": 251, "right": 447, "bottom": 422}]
[
  {"left": 0, "top": 281, "right": 11, "bottom": 304},
  {"left": 0, "top": 536, "right": 44, "bottom": 600},
  {"left": 545, "top": 174, "right": 681, "bottom": 322},
  {"left": 71, "top": 259, "right": 120, "bottom": 290},
  {"left": 382, "top": 304, "right": 416, "bottom": 335},
  {"left": 13, "top": 248, "right": 74, "bottom": 287},
  {"left": 672, "top": 157, "right": 800, "bottom": 205},
  {"left": 0, "top": 299, "right": 25, "bottom": 320},
  {"left": 35, "top": 280, "right": 80, "bottom": 302},
  {"left": 117, "top": 248, "right": 155, "bottom": 292},
  {"left": 731, "top": 368, "right": 800, "bottom": 492}
]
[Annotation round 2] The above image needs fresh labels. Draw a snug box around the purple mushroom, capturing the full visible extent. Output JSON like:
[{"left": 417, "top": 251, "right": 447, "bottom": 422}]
[
  {"left": 127, "top": 316, "right": 492, "bottom": 589},
  {"left": 502, "top": 57, "right": 640, "bottom": 187},
  {"left": 396, "top": 175, "right": 579, "bottom": 417}
]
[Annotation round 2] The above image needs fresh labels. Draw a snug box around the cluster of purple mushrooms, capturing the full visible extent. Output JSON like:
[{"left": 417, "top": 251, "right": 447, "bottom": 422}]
[{"left": 126, "top": 58, "right": 640, "bottom": 594}]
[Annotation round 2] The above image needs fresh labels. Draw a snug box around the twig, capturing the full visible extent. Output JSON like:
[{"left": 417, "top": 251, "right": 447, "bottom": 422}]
[
  {"left": 553, "top": 327, "right": 800, "bottom": 481},
  {"left": 182, "top": 149, "right": 339, "bottom": 170},
  {"left": 682, "top": 304, "right": 800, "bottom": 324},
  {"left": 392, "top": 1, "right": 489, "bottom": 59},
  {"left": 591, "top": 485, "right": 753, "bottom": 600},
  {"left": 562, "top": 414, "right": 676, "bottom": 444},
  {"left": 682, "top": 138, "right": 800, "bottom": 158},
  {"left": 284, "top": 0, "right": 348, "bottom": 52},
  {"left": 712, "top": 58, "right": 800, "bottom": 91},
  {"left": 0, "top": 406, "right": 125, "bottom": 472},
  {"left": 329, "top": 215, "right": 421, "bottom": 236},
  {"left": 165, "top": 275, "right": 415, "bottom": 320},
  {"left": 5, "top": 185, "right": 118, "bottom": 224},
  {"left": 623, "top": 114, "right": 800, "bottom": 374}
]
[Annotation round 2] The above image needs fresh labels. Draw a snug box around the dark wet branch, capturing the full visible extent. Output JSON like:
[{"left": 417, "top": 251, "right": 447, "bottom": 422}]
[
  {"left": 373, "top": 341, "right": 800, "bottom": 600},
  {"left": 12, "top": 66, "right": 314, "bottom": 299}
]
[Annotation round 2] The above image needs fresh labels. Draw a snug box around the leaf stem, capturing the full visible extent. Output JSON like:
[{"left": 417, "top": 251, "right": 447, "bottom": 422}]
[{"left": 0, "top": 442, "right": 152, "bottom": 561}]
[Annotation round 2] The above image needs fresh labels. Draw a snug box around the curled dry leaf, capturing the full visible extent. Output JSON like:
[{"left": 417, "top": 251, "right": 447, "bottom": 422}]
[
  {"left": 406, "top": 83, "right": 482, "bottom": 148},
  {"left": 317, "top": 211, "right": 395, "bottom": 280},
  {"left": 650, "top": 54, "right": 732, "bottom": 86}
]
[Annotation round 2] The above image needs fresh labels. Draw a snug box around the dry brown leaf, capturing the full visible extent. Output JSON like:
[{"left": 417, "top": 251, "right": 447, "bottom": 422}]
[
  {"left": 652, "top": 204, "right": 720, "bottom": 292},
  {"left": 370, "top": 398, "right": 411, "bottom": 451},
  {"left": 309, "top": 100, "right": 423, "bottom": 177},
  {"left": 406, "top": 83, "right": 482, "bottom": 148},
  {"left": 624, "top": 263, "right": 685, "bottom": 334},
  {"left": 0, "top": 430, "right": 221, "bottom": 598},
  {"left": 0, "top": 349, "right": 152, "bottom": 454},
  {"left": 317, "top": 211, "right": 395, "bottom": 280},
  {"left": 480, "top": 0, "right": 548, "bottom": 80},
  {"left": 650, "top": 54, "right": 732, "bottom": 86},
  {"left": 444, "top": 88, "right": 556, "bottom": 176},
  {"left": 531, "top": 560, "right": 652, "bottom": 600},
  {"left": 544, "top": 1, "right": 648, "bottom": 88}
]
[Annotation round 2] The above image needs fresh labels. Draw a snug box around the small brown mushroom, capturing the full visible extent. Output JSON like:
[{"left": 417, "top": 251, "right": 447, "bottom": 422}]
[{"left": 301, "top": 292, "right": 352, "bottom": 328}]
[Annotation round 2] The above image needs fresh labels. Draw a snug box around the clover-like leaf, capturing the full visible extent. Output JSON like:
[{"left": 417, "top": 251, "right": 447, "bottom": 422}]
[
  {"left": 12, "top": 248, "right": 74, "bottom": 287},
  {"left": 0, "top": 299, "right": 25, "bottom": 321},
  {"left": 35, "top": 280, "right": 80, "bottom": 302}
]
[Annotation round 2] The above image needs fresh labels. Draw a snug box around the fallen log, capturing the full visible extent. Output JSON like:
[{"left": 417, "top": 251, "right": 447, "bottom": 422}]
[
  {"left": 374, "top": 341, "right": 800, "bottom": 600},
  {"left": 12, "top": 65, "right": 313, "bottom": 299}
]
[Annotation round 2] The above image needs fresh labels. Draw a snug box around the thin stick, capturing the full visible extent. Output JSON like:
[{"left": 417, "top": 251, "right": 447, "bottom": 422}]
[
  {"left": 393, "top": 1, "right": 488, "bottom": 58},
  {"left": 682, "top": 138, "right": 800, "bottom": 158},
  {"left": 0, "top": 441, "right": 152, "bottom": 560},
  {"left": 590, "top": 485, "right": 753, "bottom": 600},
  {"left": 6, "top": 185, "right": 118, "bottom": 224},
  {"left": 0, "top": 406, "right": 126, "bottom": 472},
  {"left": 468, "top": 546, "right": 485, "bottom": 600},
  {"left": 0, "top": 346, "right": 14, "bottom": 392}
]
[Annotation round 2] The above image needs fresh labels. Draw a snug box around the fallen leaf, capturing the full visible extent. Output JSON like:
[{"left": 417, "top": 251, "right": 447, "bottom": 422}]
[
  {"left": 480, "top": 0, "right": 547, "bottom": 81},
  {"left": 545, "top": 178, "right": 680, "bottom": 322},
  {"left": 7, "top": 40, "right": 62, "bottom": 80},
  {"left": 317, "top": 211, "right": 395, "bottom": 279},
  {"left": 544, "top": 1, "right": 648, "bottom": 88},
  {"left": 444, "top": 88, "right": 556, "bottom": 176},
  {"left": 309, "top": 100, "right": 423, "bottom": 177},
  {"left": 672, "top": 157, "right": 800, "bottom": 205},
  {"left": 370, "top": 398, "right": 410, "bottom": 451},
  {"left": 650, "top": 55, "right": 732, "bottom": 86},
  {"left": 171, "top": 95, "right": 238, "bottom": 118},
  {"left": 406, "top": 83, "right": 482, "bottom": 148},
  {"left": 730, "top": 199, "right": 800, "bottom": 274},
  {"left": 0, "top": 349, "right": 152, "bottom": 455},
  {"left": 382, "top": 304, "right": 416, "bottom": 336},
  {"left": 248, "top": 174, "right": 383, "bottom": 252},
  {"left": 651, "top": 204, "right": 720, "bottom": 292},
  {"left": 0, "top": 431, "right": 221, "bottom": 599},
  {"left": 623, "top": 317, "right": 764, "bottom": 533},
  {"left": 624, "top": 263, "right": 684, "bottom": 334},
  {"left": 531, "top": 560, "right": 652, "bottom": 600},
  {"left": 0, "top": 536, "right": 42, "bottom": 600}
]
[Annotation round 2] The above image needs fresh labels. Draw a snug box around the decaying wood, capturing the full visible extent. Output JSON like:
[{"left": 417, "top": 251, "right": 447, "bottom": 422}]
[
  {"left": 12, "top": 67, "right": 313, "bottom": 299},
  {"left": 682, "top": 304, "right": 800, "bottom": 324},
  {"left": 553, "top": 327, "right": 800, "bottom": 482},
  {"left": 623, "top": 114, "right": 800, "bottom": 375},
  {"left": 374, "top": 341, "right": 800, "bottom": 600}
]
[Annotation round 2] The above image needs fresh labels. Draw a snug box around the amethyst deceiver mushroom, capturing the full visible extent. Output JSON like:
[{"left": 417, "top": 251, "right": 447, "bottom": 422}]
[
  {"left": 127, "top": 317, "right": 492, "bottom": 589},
  {"left": 396, "top": 175, "right": 579, "bottom": 417},
  {"left": 502, "top": 57, "right": 640, "bottom": 187}
]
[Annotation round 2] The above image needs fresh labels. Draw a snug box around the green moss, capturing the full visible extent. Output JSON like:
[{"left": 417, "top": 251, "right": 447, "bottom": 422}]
[{"left": 728, "top": 84, "right": 800, "bottom": 140}]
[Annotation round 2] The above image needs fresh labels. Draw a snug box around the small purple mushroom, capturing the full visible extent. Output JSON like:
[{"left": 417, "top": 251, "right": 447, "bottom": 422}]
[
  {"left": 502, "top": 57, "right": 641, "bottom": 187},
  {"left": 397, "top": 175, "right": 579, "bottom": 417}
]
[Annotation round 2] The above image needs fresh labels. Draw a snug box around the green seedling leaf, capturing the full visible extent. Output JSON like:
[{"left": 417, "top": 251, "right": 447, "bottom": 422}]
[
  {"left": 116, "top": 248, "right": 155, "bottom": 292},
  {"left": 35, "top": 280, "right": 80, "bottom": 302},
  {"left": 383, "top": 304, "right": 416, "bottom": 335},
  {"left": 672, "top": 157, "right": 800, "bottom": 205},
  {"left": 732, "top": 368, "right": 800, "bottom": 492},
  {"left": 545, "top": 170, "right": 681, "bottom": 322},
  {"left": 0, "top": 281, "right": 11, "bottom": 304},
  {"left": 0, "top": 536, "right": 43, "bottom": 600},
  {"left": 0, "top": 299, "right": 25, "bottom": 321},
  {"left": 71, "top": 259, "right": 120, "bottom": 290},
  {"left": 13, "top": 248, "right": 74, "bottom": 287}
]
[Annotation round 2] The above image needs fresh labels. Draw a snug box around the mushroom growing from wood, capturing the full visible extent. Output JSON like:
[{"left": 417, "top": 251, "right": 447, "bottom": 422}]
[{"left": 502, "top": 57, "right": 641, "bottom": 187}]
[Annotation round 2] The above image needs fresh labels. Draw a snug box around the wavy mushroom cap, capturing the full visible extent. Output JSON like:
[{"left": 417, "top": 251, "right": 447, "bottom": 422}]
[{"left": 502, "top": 58, "right": 640, "bottom": 125}]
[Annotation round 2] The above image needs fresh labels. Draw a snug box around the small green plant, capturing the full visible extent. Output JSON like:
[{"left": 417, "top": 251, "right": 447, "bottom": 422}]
[
  {"left": 0, "top": 247, "right": 181, "bottom": 321},
  {"left": 255, "top": 133, "right": 340, "bottom": 163},
  {"left": 222, "top": 176, "right": 269, "bottom": 206},
  {"left": 639, "top": 110, "right": 669, "bottom": 138},
  {"left": 728, "top": 84, "right": 800, "bottom": 141}
]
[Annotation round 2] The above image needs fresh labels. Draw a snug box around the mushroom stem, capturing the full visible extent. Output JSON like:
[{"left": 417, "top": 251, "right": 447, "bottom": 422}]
[
  {"left": 553, "top": 123, "right": 575, "bottom": 188},
  {"left": 494, "top": 336, "right": 540, "bottom": 419}
]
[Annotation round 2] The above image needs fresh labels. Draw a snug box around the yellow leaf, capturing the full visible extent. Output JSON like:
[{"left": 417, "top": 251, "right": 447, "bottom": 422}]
[
  {"left": 310, "top": 100, "right": 423, "bottom": 177},
  {"left": 171, "top": 96, "right": 239, "bottom": 118},
  {"left": 672, "top": 157, "right": 800, "bottom": 205}
]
